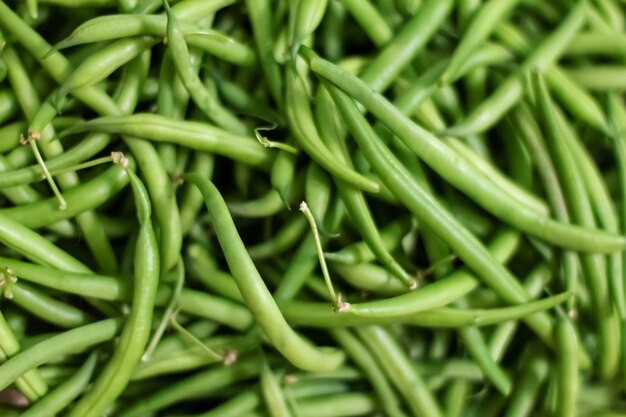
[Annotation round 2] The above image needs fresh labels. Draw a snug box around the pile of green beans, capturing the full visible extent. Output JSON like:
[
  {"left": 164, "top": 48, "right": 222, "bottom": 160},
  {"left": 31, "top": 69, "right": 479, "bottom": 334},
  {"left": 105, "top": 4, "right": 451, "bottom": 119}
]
[{"left": 2, "top": 0, "right": 626, "bottom": 415}]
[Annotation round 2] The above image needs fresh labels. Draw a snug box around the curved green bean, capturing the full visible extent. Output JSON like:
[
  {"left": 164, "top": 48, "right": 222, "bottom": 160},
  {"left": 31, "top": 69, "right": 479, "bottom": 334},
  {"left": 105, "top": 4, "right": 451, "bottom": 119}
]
[{"left": 184, "top": 173, "right": 345, "bottom": 371}]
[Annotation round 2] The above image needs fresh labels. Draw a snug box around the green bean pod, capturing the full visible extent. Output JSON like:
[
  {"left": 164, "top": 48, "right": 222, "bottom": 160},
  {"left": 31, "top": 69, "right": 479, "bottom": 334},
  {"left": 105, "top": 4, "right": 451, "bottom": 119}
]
[{"left": 184, "top": 173, "right": 345, "bottom": 371}]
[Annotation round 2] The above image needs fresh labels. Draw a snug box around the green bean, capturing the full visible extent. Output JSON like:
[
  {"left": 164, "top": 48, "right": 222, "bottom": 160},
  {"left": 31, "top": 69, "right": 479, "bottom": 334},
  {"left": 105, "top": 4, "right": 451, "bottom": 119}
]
[
  {"left": 360, "top": 0, "right": 453, "bottom": 93},
  {"left": 284, "top": 291, "right": 570, "bottom": 328},
  {"left": 11, "top": 283, "right": 91, "bottom": 328},
  {"left": 457, "top": 300, "right": 512, "bottom": 395},
  {"left": 0, "top": 318, "right": 121, "bottom": 391},
  {"left": 119, "top": 356, "right": 262, "bottom": 417},
  {"left": 261, "top": 359, "right": 292, "bottom": 417},
  {"left": 566, "top": 32, "right": 626, "bottom": 57},
  {"left": 227, "top": 189, "right": 285, "bottom": 218},
  {"left": 331, "top": 329, "right": 406, "bottom": 417},
  {"left": 248, "top": 216, "right": 308, "bottom": 261},
  {"left": 440, "top": 0, "right": 521, "bottom": 85},
  {"left": 555, "top": 317, "right": 578, "bottom": 417},
  {"left": 0, "top": 311, "right": 48, "bottom": 400},
  {"left": 531, "top": 71, "right": 617, "bottom": 378},
  {"left": 445, "top": 1, "right": 586, "bottom": 136},
  {"left": 179, "top": 153, "right": 214, "bottom": 234},
  {"left": 358, "top": 325, "right": 442, "bottom": 417},
  {"left": 338, "top": 0, "right": 391, "bottom": 47},
  {"left": 66, "top": 169, "right": 160, "bottom": 417},
  {"left": 0, "top": 162, "right": 129, "bottom": 228},
  {"left": 316, "top": 87, "right": 414, "bottom": 287},
  {"left": 564, "top": 66, "right": 626, "bottom": 91},
  {"left": 19, "top": 352, "right": 97, "bottom": 417},
  {"left": 185, "top": 173, "right": 345, "bottom": 371},
  {"left": 176, "top": 289, "right": 252, "bottom": 330},
  {"left": 303, "top": 47, "right": 626, "bottom": 253},
  {"left": 133, "top": 334, "right": 239, "bottom": 380},
  {"left": 0, "top": 212, "right": 90, "bottom": 272},
  {"left": 163, "top": 0, "right": 247, "bottom": 134},
  {"left": 55, "top": 12, "right": 232, "bottom": 49},
  {"left": 245, "top": 0, "right": 283, "bottom": 109},
  {"left": 290, "top": 0, "right": 328, "bottom": 62},
  {"left": 324, "top": 217, "right": 413, "bottom": 265},
  {"left": 562, "top": 112, "right": 625, "bottom": 318},
  {"left": 285, "top": 69, "right": 379, "bottom": 194},
  {"left": 62, "top": 113, "right": 271, "bottom": 166},
  {"left": 0, "top": 89, "right": 18, "bottom": 124},
  {"left": 503, "top": 344, "right": 550, "bottom": 417},
  {"left": 297, "top": 393, "right": 376, "bottom": 417},
  {"left": 498, "top": 22, "right": 608, "bottom": 132},
  {"left": 188, "top": 390, "right": 261, "bottom": 417},
  {"left": 58, "top": 37, "right": 158, "bottom": 100},
  {"left": 0, "top": 257, "right": 127, "bottom": 300},
  {"left": 510, "top": 103, "right": 578, "bottom": 311}
]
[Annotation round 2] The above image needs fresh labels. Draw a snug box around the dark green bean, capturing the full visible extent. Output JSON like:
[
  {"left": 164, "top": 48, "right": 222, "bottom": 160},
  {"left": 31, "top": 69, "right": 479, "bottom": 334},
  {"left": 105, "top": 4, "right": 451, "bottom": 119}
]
[
  {"left": 0, "top": 318, "right": 121, "bottom": 391},
  {"left": 66, "top": 169, "right": 160, "bottom": 417},
  {"left": 19, "top": 353, "right": 97, "bottom": 417},
  {"left": 184, "top": 173, "right": 345, "bottom": 371}
]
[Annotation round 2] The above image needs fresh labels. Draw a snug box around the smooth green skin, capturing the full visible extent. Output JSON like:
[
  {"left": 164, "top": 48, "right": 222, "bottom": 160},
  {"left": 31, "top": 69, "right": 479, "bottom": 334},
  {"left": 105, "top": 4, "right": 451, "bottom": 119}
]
[
  {"left": 445, "top": 1, "right": 586, "bottom": 136},
  {"left": 245, "top": 0, "right": 283, "bottom": 109},
  {"left": 565, "top": 66, "right": 626, "bottom": 91},
  {"left": 120, "top": 356, "right": 262, "bottom": 417},
  {"left": 562, "top": 108, "right": 625, "bottom": 318},
  {"left": 248, "top": 216, "right": 308, "bottom": 261},
  {"left": 555, "top": 318, "right": 578, "bottom": 417},
  {"left": 339, "top": 0, "right": 391, "bottom": 46},
  {"left": 163, "top": 0, "right": 247, "bottom": 134},
  {"left": 316, "top": 87, "right": 414, "bottom": 286},
  {"left": 57, "top": 16, "right": 254, "bottom": 65},
  {"left": 457, "top": 298, "right": 511, "bottom": 396},
  {"left": 510, "top": 103, "right": 578, "bottom": 311},
  {"left": 0, "top": 89, "right": 18, "bottom": 124},
  {"left": 0, "top": 318, "right": 121, "bottom": 391},
  {"left": 185, "top": 173, "right": 345, "bottom": 371},
  {"left": 227, "top": 189, "right": 285, "bottom": 218},
  {"left": 331, "top": 329, "right": 407, "bottom": 417},
  {"left": 283, "top": 291, "right": 571, "bottom": 328},
  {"left": 330, "top": 262, "right": 408, "bottom": 296},
  {"left": 67, "top": 171, "right": 160, "bottom": 417},
  {"left": 179, "top": 152, "right": 214, "bottom": 234},
  {"left": 496, "top": 21, "right": 608, "bottom": 133},
  {"left": 503, "top": 346, "right": 549, "bottom": 417},
  {"left": 0, "top": 257, "right": 128, "bottom": 300},
  {"left": 0, "top": 212, "right": 90, "bottom": 273},
  {"left": 360, "top": 0, "right": 453, "bottom": 93},
  {"left": 531, "top": 72, "right": 618, "bottom": 379},
  {"left": 566, "top": 32, "right": 626, "bottom": 57},
  {"left": 324, "top": 217, "right": 412, "bottom": 265},
  {"left": 346, "top": 274, "right": 476, "bottom": 316},
  {"left": 62, "top": 113, "right": 271, "bottom": 167},
  {"left": 440, "top": 0, "right": 521, "bottom": 84},
  {"left": 342, "top": 226, "right": 518, "bottom": 313},
  {"left": 114, "top": 51, "right": 183, "bottom": 274},
  {"left": 285, "top": 69, "right": 379, "bottom": 194},
  {"left": 11, "top": 283, "right": 91, "bottom": 328},
  {"left": 325, "top": 84, "right": 560, "bottom": 351},
  {"left": 58, "top": 37, "right": 158, "bottom": 98},
  {"left": 19, "top": 353, "right": 97, "bottom": 417},
  {"left": 176, "top": 288, "right": 253, "bottom": 330},
  {"left": 0, "top": 311, "right": 48, "bottom": 401},
  {"left": 358, "top": 325, "right": 443, "bottom": 417},
  {"left": 303, "top": 48, "right": 626, "bottom": 253},
  {"left": 297, "top": 393, "right": 376, "bottom": 417},
  {"left": 260, "top": 360, "right": 292, "bottom": 417},
  {"left": 131, "top": 334, "right": 238, "bottom": 380},
  {"left": 0, "top": 163, "right": 128, "bottom": 228},
  {"left": 0, "top": 133, "right": 110, "bottom": 189}
]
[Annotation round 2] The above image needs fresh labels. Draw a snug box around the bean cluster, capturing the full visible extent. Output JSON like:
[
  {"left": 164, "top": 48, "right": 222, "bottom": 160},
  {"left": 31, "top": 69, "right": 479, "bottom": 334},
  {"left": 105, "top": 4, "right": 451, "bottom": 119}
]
[{"left": 0, "top": 0, "right": 626, "bottom": 416}]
